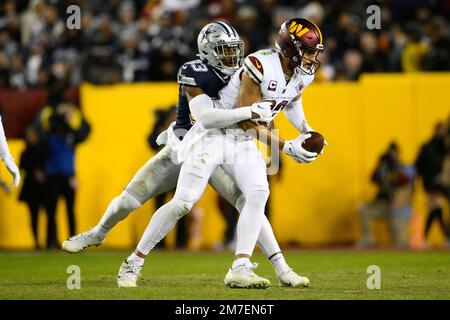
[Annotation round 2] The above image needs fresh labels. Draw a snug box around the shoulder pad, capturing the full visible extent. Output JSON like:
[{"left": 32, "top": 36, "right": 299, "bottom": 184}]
[
  {"left": 243, "top": 55, "right": 264, "bottom": 84},
  {"left": 177, "top": 60, "right": 210, "bottom": 87}
]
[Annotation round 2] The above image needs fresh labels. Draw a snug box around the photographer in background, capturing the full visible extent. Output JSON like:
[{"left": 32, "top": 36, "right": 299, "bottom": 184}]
[
  {"left": 416, "top": 122, "right": 449, "bottom": 246},
  {"left": 18, "top": 125, "right": 46, "bottom": 249},
  {"left": 36, "top": 100, "right": 90, "bottom": 249},
  {"left": 357, "top": 142, "right": 414, "bottom": 248}
]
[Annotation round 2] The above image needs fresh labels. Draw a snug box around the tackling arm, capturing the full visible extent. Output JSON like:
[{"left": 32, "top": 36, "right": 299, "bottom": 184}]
[{"left": 183, "top": 86, "right": 270, "bottom": 129}]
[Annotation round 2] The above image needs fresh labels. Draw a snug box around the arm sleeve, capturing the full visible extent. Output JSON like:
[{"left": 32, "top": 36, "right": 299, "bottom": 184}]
[
  {"left": 283, "top": 97, "right": 313, "bottom": 133},
  {"left": 0, "top": 115, "right": 12, "bottom": 161},
  {"left": 189, "top": 94, "right": 252, "bottom": 129}
]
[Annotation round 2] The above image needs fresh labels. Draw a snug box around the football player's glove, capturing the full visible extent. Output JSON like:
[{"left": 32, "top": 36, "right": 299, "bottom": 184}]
[
  {"left": 250, "top": 101, "right": 273, "bottom": 123},
  {"left": 282, "top": 134, "right": 318, "bottom": 163}
]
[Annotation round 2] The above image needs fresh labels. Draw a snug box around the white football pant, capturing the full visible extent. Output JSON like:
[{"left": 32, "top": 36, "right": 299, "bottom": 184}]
[
  {"left": 97, "top": 133, "right": 281, "bottom": 258},
  {"left": 136, "top": 132, "right": 272, "bottom": 257}
]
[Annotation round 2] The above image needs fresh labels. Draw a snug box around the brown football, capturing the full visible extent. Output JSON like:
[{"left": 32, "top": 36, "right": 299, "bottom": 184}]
[{"left": 302, "top": 131, "right": 325, "bottom": 154}]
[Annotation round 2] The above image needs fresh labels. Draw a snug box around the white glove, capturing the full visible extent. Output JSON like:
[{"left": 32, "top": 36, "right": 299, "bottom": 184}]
[
  {"left": 282, "top": 134, "right": 318, "bottom": 163},
  {"left": 250, "top": 101, "right": 273, "bottom": 123},
  {"left": 3, "top": 157, "right": 20, "bottom": 187}
]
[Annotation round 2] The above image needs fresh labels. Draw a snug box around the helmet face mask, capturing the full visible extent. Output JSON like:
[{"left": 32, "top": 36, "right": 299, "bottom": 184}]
[
  {"left": 275, "top": 18, "right": 324, "bottom": 75},
  {"left": 296, "top": 46, "right": 322, "bottom": 75},
  {"left": 212, "top": 41, "right": 244, "bottom": 74},
  {"left": 197, "top": 22, "right": 244, "bottom": 76}
]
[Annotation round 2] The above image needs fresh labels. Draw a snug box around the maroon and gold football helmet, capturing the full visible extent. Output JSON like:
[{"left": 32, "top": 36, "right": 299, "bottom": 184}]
[{"left": 275, "top": 18, "right": 324, "bottom": 75}]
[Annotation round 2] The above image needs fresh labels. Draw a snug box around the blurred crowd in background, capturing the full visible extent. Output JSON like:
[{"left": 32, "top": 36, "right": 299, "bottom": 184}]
[
  {"left": 0, "top": 0, "right": 449, "bottom": 250},
  {"left": 0, "top": 0, "right": 449, "bottom": 89}
]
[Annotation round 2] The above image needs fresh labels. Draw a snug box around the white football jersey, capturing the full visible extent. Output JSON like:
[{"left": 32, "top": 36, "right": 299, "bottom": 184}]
[{"left": 219, "top": 48, "right": 314, "bottom": 123}]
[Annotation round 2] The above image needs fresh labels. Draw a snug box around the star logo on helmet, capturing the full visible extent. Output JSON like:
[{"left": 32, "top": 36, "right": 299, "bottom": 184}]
[{"left": 202, "top": 25, "right": 214, "bottom": 42}]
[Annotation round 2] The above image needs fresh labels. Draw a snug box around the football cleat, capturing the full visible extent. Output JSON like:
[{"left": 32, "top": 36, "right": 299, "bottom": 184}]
[
  {"left": 224, "top": 262, "right": 270, "bottom": 289},
  {"left": 277, "top": 269, "right": 310, "bottom": 288},
  {"left": 117, "top": 259, "right": 143, "bottom": 288},
  {"left": 61, "top": 229, "right": 104, "bottom": 253}
]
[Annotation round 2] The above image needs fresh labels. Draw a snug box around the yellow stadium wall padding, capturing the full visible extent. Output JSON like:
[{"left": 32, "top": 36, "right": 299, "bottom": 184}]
[{"left": 1, "top": 74, "right": 449, "bottom": 249}]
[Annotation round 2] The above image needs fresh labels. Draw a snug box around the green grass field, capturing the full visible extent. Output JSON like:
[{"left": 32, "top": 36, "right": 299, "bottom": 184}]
[{"left": 0, "top": 250, "right": 449, "bottom": 300}]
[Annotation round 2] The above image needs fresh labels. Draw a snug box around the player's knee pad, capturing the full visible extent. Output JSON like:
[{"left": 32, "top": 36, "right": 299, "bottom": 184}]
[
  {"left": 125, "top": 181, "right": 149, "bottom": 204},
  {"left": 169, "top": 198, "right": 194, "bottom": 219},
  {"left": 113, "top": 191, "right": 142, "bottom": 213},
  {"left": 250, "top": 188, "right": 270, "bottom": 199},
  {"left": 245, "top": 188, "right": 270, "bottom": 206}
]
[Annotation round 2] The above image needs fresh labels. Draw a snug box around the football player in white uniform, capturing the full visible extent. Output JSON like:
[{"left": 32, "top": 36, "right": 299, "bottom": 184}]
[
  {"left": 222, "top": 17, "right": 326, "bottom": 285},
  {"left": 117, "top": 18, "right": 325, "bottom": 289},
  {"left": 62, "top": 22, "right": 310, "bottom": 289},
  {"left": 223, "top": 17, "right": 325, "bottom": 163},
  {"left": 0, "top": 115, "right": 20, "bottom": 188}
]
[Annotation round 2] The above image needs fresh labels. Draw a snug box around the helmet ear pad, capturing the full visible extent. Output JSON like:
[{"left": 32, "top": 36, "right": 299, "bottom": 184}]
[
  {"left": 276, "top": 30, "right": 298, "bottom": 59},
  {"left": 276, "top": 30, "right": 302, "bottom": 68}
]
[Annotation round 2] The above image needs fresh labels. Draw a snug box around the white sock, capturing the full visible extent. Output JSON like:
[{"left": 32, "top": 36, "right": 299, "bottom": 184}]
[
  {"left": 270, "top": 253, "right": 290, "bottom": 276},
  {"left": 232, "top": 257, "right": 250, "bottom": 269},
  {"left": 257, "top": 216, "right": 281, "bottom": 258},
  {"left": 92, "top": 224, "right": 109, "bottom": 240},
  {"left": 127, "top": 252, "right": 145, "bottom": 266}
]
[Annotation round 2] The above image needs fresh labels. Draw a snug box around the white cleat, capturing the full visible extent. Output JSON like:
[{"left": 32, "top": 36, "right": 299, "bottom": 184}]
[
  {"left": 117, "top": 259, "right": 143, "bottom": 288},
  {"left": 277, "top": 268, "right": 310, "bottom": 288},
  {"left": 224, "top": 262, "right": 270, "bottom": 289},
  {"left": 61, "top": 229, "right": 104, "bottom": 253}
]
